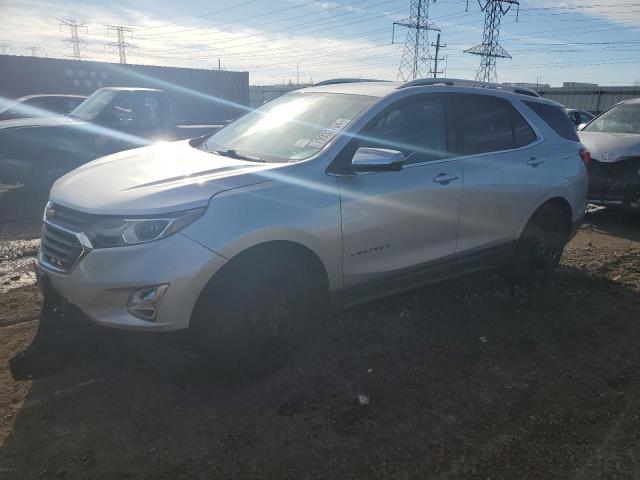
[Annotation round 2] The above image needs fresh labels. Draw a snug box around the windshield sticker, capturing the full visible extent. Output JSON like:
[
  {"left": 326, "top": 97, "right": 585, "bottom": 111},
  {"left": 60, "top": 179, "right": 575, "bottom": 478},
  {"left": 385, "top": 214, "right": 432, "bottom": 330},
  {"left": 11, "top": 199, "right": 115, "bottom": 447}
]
[
  {"left": 308, "top": 118, "right": 351, "bottom": 148},
  {"left": 294, "top": 138, "right": 310, "bottom": 148}
]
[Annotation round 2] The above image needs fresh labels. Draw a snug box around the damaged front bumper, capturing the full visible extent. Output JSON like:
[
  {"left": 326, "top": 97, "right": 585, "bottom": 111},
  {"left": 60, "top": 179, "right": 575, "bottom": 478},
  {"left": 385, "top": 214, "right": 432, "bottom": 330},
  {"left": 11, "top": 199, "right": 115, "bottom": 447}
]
[{"left": 587, "top": 156, "right": 640, "bottom": 209}]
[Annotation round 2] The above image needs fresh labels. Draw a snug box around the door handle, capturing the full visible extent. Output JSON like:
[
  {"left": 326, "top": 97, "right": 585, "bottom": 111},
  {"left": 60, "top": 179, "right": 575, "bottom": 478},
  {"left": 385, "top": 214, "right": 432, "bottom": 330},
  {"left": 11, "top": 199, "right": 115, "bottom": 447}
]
[
  {"left": 433, "top": 173, "right": 459, "bottom": 185},
  {"left": 527, "top": 157, "right": 546, "bottom": 167}
]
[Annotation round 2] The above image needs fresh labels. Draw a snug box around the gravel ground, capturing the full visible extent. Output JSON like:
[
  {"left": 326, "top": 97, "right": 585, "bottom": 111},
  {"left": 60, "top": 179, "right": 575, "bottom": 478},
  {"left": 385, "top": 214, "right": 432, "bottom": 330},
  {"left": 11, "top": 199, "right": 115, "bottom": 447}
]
[{"left": 0, "top": 185, "right": 639, "bottom": 479}]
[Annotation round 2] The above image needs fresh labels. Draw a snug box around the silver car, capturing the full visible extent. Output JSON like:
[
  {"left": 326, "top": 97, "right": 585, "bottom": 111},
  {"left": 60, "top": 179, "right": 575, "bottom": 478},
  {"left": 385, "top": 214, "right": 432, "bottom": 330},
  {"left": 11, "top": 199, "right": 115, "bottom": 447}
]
[
  {"left": 36, "top": 78, "right": 589, "bottom": 376},
  {"left": 578, "top": 98, "right": 640, "bottom": 209}
]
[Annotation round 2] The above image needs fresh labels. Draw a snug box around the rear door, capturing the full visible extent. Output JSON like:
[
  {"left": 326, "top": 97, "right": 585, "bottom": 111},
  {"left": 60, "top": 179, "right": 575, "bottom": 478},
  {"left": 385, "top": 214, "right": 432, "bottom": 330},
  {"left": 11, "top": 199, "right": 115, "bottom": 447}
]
[
  {"left": 336, "top": 93, "right": 463, "bottom": 287},
  {"left": 453, "top": 94, "right": 553, "bottom": 253}
]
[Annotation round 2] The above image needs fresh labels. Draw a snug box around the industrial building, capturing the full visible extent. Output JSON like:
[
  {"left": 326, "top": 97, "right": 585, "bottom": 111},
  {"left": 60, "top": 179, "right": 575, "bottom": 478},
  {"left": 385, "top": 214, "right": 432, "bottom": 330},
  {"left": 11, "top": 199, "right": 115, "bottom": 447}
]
[
  {"left": 536, "top": 82, "right": 640, "bottom": 114},
  {"left": 0, "top": 55, "right": 249, "bottom": 124}
]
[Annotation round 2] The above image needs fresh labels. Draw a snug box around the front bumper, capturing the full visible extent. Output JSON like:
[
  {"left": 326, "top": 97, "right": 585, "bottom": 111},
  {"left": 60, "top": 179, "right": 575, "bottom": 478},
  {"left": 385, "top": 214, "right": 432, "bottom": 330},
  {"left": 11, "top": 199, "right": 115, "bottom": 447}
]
[
  {"left": 587, "top": 157, "right": 640, "bottom": 209},
  {"left": 36, "top": 232, "right": 227, "bottom": 332}
]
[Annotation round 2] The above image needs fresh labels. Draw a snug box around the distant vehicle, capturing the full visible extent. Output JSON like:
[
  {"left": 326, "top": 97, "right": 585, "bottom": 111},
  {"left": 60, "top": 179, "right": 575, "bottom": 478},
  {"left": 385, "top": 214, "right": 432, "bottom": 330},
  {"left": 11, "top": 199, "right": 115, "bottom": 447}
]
[
  {"left": 34, "top": 78, "right": 588, "bottom": 377},
  {"left": 0, "top": 87, "right": 223, "bottom": 189},
  {"left": 565, "top": 108, "right": 595, "bottom": 130},
  {"left": 0, "top": 94, "right": 86, "bottom": 121},
  {"left": 578, "top": 98, "right": 640, "bottom": 210}
]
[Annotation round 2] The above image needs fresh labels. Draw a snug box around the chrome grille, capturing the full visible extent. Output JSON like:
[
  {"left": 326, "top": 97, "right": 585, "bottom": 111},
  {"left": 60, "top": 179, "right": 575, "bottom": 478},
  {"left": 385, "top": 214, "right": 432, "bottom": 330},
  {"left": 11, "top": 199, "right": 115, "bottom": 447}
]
[
  {"left": 46, "top": 203, "right": 94, "bottom": 231},
  {"left": 40, "top": 204, "right": 94, "bottom": 273},
  {"left": 40, "top": 223, "right": 85, "bottom": 273}
]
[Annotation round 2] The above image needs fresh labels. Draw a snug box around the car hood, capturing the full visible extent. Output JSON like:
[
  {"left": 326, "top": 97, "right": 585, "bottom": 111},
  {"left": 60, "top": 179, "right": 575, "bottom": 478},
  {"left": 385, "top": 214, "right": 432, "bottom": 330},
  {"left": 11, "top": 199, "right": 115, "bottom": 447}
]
[
  {"left": 578, "top": 131, "right": 640, "bottom": 163},
  {"left": 0, "top": 115, "right": 84, "bottom": 131},
  {"left": 50, "top": 140, "right": 292, "bottom": 215}
]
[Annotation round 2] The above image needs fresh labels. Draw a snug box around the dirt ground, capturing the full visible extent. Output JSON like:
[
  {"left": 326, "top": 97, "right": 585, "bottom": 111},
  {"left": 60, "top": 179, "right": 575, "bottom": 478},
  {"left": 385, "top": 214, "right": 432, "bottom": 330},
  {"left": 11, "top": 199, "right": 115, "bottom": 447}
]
[{"left": 1, "top": 185, "right": 639, "bottom": 479}]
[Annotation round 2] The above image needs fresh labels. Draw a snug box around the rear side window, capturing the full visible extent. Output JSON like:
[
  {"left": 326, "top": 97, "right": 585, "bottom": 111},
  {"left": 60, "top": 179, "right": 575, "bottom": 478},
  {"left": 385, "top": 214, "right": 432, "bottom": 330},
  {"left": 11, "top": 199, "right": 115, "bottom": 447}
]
[
  {"left": 524, "top": 101, "right": 579, "bottom": 141},
  {"left": 453, "top": 94, "right": 537, "bottom": 156}
]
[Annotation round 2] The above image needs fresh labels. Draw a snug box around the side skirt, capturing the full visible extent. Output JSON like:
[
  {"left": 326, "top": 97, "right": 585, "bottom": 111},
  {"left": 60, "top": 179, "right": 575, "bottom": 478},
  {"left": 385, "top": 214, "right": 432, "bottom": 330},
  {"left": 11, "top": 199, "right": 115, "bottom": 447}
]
[{"left": 331, "top": 241, "right": 517, "bottom": 310}]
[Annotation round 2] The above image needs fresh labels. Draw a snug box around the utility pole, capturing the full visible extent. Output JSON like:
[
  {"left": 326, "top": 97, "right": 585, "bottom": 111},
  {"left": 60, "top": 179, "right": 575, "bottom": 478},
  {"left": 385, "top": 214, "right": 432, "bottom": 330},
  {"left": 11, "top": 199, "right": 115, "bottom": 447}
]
[
  {"left": 464, "top": 0, "right": 520, "bottom": 83},
  {"left": 106, "top": 25, "right": 136, "bottom": 64},
  {"left": 59, "top": 19, "right": 88, "bottom": 61},
  {"left": 392, "top": 0, "right": 440, "bottom": 81},
  {"left": 430, "top": 33, "right": 446, "bottom": 78},
  {"left": 296, "top": 62, "right": 300, "bottom": 87},
  {"left": 0, "top": 43, "right": 10, "bottom": 55}
]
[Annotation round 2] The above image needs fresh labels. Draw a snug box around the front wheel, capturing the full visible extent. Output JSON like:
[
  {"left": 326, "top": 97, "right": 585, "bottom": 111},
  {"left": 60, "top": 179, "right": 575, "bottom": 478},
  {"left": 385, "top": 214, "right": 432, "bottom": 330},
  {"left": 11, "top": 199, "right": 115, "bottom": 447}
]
[
  {"left": 507, "top": 204, "right": 569, "bottom": 285},
  {"left": 193, "top": 253, "right": 321, "bottom": 379}
]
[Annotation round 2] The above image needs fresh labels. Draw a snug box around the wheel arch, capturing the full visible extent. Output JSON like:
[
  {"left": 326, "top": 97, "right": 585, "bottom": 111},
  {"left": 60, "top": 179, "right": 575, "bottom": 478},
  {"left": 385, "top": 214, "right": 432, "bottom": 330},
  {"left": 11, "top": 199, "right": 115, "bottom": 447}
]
[
  {"left": 543, "top": 196, "right": 573, "bottom": 229},
  {"left": 190, "top": 239, "right": 330, "bottom": 327}
]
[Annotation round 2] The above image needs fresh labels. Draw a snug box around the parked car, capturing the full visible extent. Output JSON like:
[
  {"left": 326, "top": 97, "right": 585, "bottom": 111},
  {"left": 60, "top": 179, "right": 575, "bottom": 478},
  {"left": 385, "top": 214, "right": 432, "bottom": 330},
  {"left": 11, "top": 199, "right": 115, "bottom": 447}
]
[
  {"left": 565, "top": 108, "right": 595, "bottom": 130},
  {"left": 0, "top": 94, "right": 87, "bottom": 121},
  {"left": 0, "top": 87, "right": 222, "bottom": 189},
  {"left": 34, "top": 78, "right": 588, "bottom": 377},
  {"left": 578, "top": 98, "right": 640, "bottom": 209}
]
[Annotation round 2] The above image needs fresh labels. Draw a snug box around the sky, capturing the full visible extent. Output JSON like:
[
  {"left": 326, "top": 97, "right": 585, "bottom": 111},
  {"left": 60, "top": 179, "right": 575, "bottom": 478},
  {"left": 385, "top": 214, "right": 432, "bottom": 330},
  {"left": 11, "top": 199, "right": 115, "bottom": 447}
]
[{"left": 1, "top": 0, "right": 639, "bottom": 86}]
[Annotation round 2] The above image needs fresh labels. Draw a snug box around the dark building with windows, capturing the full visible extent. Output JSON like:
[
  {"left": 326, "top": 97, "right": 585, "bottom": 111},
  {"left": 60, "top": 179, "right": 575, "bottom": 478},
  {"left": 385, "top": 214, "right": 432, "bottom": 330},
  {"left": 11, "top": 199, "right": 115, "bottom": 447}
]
[{"left": 0, "top": 55, "right": 249, "bottom": 123}]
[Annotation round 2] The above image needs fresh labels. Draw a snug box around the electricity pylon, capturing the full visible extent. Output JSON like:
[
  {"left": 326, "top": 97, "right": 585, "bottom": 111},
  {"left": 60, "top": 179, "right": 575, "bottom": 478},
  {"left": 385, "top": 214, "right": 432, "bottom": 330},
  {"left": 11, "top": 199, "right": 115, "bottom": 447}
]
[
  {"left": 393, "top": 0, "right": 440, "bottom": 81},
  {"left": 59, "top": 19, "right": 88, "bottom": 61},
  {"left": 106, "top": 25, "right": 136, "bottom": 64},
  {"left": 464, "top": 0, "right": 519, "bottom": 83}
]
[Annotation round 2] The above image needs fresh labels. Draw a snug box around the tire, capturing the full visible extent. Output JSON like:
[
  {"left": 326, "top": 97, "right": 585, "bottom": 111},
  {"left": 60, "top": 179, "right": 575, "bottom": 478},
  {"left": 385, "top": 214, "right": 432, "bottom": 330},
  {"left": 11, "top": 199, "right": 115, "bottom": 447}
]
[
  {"left": 507, "top": 203, "right": 570, "bottom": 285},
  {"left": 193, "top": 252, "right": 321, "bottom": 379}
]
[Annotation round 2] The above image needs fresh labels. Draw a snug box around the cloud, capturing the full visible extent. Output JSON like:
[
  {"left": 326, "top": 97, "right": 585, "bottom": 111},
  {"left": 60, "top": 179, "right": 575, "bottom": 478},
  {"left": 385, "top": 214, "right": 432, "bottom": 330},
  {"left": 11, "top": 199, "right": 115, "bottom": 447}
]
[{"left": 0, "top": 0, "right": 404, "bottom": 83}]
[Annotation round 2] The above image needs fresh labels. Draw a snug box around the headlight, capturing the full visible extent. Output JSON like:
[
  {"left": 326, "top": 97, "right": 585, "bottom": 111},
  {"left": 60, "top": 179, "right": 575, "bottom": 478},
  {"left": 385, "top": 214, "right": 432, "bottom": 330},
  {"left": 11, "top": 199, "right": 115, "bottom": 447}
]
[{"left": 85, "top": 208, "right": 205, "bottom": 248}]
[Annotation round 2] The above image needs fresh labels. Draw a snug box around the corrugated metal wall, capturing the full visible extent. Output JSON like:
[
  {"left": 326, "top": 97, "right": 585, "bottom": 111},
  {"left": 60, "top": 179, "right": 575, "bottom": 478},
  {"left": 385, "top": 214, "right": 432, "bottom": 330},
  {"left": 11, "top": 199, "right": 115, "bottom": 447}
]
[
  {"left": 0, "top": 55, "right": 249, "bottom": 123},
  {"left": 537, "top": 85, "right": 640, "bottom": 113}
]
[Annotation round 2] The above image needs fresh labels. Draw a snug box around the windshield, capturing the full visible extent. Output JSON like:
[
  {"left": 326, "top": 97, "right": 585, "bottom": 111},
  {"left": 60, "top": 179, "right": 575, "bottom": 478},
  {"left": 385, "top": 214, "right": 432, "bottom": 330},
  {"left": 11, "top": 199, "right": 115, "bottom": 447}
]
[
  {"left": 200, "top": 92, "right": 376, "bottom": 163},
  {"left": 69, "top": 89, "right": 119, "bottom": 121},
  {"left": 585, "top": 103, "right": 640, "bottom": 134}
]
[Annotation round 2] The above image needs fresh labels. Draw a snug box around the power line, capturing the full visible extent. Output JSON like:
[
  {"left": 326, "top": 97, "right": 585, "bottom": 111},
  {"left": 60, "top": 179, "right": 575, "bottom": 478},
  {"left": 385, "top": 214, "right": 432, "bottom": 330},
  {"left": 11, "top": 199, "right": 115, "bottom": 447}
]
[
  {"left": 465, "top": 0, "right": 520, "bottom": 82},
  {"left": 393, "top": 0, "right": 440, "bottom": 80},
  {"left": 106, "top": 25, "right": 136, "bottom": 64},
  {"left": 59, "top": 19, "right": 88, "bottom": 60}
]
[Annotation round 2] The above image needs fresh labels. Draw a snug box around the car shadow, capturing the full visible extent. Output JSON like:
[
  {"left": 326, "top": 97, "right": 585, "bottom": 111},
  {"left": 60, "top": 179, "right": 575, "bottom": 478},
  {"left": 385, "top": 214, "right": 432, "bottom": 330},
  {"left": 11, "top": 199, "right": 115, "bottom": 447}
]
[{"left": 2, "top": 263, "right": 639, "bottom": 478}]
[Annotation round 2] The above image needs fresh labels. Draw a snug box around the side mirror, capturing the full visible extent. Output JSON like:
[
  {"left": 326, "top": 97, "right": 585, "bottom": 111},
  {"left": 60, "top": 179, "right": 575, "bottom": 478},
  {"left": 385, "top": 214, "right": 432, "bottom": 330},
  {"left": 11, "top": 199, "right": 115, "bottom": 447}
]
[
  {"left": 578, "top": 123, "right": 587, "bottom": 131},
  {"left": 349, "top": 147, "right": 405, "bottom": 172}
]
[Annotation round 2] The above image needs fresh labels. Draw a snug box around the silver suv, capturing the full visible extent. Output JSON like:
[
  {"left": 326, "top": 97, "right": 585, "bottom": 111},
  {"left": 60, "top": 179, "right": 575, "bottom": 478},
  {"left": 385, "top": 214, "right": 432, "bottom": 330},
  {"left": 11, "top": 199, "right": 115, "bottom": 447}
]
[{"left": 37, "top": 78, "right": 589, "bottom": 376}]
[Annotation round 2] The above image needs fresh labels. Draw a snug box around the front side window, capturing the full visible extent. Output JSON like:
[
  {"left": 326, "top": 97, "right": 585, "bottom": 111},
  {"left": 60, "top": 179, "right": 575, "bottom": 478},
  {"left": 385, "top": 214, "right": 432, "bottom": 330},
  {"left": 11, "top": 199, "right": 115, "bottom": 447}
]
[
  {"left": 200, "top": 92, "right": 376, "bottom": 163},
  {"left": 584, "top": 104, "right": 640, "bottom": 134},
  {"left": 351, "top": 95, "right": 449, "bottom": 165},
  {"left": 455, "top": 95, "right": 533, "bottom": 155}
]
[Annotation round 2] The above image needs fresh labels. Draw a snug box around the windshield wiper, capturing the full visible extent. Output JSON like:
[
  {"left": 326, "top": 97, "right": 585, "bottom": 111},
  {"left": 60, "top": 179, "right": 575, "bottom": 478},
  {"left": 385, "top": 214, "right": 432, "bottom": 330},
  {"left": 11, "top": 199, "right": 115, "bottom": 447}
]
[{"left": 214, "top": 149, "right": 265, "bottom": 162}]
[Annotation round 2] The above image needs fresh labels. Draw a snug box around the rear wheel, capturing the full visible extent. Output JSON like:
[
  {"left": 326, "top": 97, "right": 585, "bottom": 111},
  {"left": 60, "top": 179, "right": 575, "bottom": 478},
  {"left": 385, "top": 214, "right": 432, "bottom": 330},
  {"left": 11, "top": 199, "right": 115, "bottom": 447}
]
[
  {"left": 193, "top": 252, "right": 321, "bottom": 378},
  {"left": 507, "top": 203, "right": 569, "bottom": 285}
]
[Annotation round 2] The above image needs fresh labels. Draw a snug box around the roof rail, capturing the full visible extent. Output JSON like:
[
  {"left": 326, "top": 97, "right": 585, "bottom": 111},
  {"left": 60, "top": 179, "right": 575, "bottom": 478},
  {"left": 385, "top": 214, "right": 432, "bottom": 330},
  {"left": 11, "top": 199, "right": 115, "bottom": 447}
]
[
  {"left": 397, "top": 78, "right": 540, "bottom": 97},
  {"left": 314, "top": 78, "right": 388, "bottom": 86}
]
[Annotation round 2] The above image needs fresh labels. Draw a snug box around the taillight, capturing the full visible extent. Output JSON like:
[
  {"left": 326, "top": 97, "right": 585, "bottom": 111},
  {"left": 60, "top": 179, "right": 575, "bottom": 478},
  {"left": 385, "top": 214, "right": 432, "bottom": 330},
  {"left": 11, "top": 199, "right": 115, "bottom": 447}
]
[{"left": 579, "top": 148, "right": 591, "bottom": 167}]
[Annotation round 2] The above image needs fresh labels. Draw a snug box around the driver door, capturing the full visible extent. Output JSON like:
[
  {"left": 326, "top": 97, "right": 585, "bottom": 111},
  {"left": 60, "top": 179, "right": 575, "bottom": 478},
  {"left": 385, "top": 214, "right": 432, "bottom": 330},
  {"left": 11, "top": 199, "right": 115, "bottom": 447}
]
[{"left": 336, "top": 94, "right": 463, "bottom": 288}]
